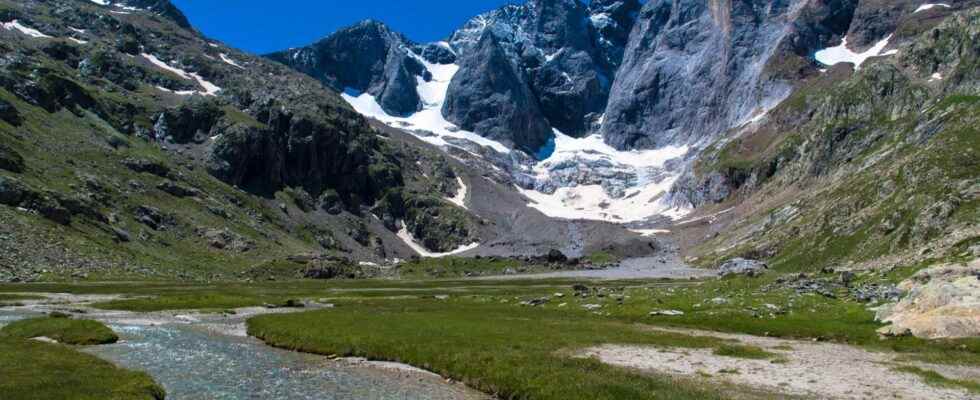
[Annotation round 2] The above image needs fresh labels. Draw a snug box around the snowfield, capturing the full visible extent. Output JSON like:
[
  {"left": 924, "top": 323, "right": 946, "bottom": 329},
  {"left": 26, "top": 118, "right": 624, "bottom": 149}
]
[
  {"left": 814, "top": 35, "right": 897, "bottom": 69},
  {"left": 2, "top": 20, "right": 52, "bottom": 38},
  {"left": 342, "top": 48, "right": 692, "bottom": 225},
  {"left": 341, "top": 55, "right": 511, "bottom": 154}
]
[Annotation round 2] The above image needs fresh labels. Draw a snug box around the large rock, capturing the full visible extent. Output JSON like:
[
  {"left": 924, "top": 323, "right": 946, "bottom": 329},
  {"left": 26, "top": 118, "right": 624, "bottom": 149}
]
[
  {"left": 442, "top": 31, "right": 552, "bottom": 153},
  {"left": 0, "top": 143, "right": 25, "bottom": 173},
  {"left": 153, "top": 97, "right": 222, "bottom": 144},
  {"left": 876, "top": 260, "right": 980, "bottom": 339},
  {"left": 205, "top": 98, "right": 402, "bottom": 207},
  {"left": 266, "top": 20, "right": 427, "bottom": 116},
  {"left": 718, "top": 258, "right": 768, "bottom": 277},
  {"left": 0, "top": 98, "right": 21, "bottom": 126}
]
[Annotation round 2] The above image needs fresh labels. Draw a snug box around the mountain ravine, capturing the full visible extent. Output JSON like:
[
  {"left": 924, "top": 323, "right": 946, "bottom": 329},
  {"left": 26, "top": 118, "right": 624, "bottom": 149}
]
[{"left": 1, "top": 0, "right": 980, "bottom": 398}]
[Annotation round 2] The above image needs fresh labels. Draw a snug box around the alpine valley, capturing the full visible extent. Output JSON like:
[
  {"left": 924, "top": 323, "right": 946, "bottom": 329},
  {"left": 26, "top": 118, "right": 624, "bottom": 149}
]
[{"left": 1, "top": 0, "right": 979, "bottom": 399}]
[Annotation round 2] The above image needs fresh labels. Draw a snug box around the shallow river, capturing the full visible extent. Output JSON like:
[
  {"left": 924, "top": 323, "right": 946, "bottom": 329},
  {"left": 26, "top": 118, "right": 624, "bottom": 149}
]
[{"left": 0, "top": 303, "right": 483, "bottom": 400}]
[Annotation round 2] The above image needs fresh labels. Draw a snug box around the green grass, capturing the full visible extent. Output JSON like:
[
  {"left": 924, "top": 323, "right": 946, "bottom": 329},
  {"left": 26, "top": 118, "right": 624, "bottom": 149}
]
[
  {"left": 0, "top": 337, "right": 164, "bottom": 400},
  {"left": 1, "top": 316, "right": 118, "bottom": 345},
  {"left": 247, "top": 298, "right": 784, "bottom": 400},
  {"left": 895, "top": 366, "right": 980, "bottom": 394},
  {"left": 0, "top": 294, "right": 44, "bottom": 301},
  {"left": 713, "top": 344, "right": 777, "bottom": 360}
]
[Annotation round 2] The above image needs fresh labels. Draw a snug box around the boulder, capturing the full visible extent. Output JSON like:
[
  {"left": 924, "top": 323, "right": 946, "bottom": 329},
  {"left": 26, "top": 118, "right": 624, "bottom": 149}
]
[
  {"left": 121, "top": 158, "right": 171, "bottom": 177},
  {"left": 0, "top": 175, "right": 28, "bottom": 206},
  {"left": 876, "top": 260, "right": 980, "bottom": 339},
  {"left": 546, "top": 249, "right": 568, "bottom": 264},
  {"left": 718, "top": 258, "right": 768, "bottom": 277},
  {"left": 0, "top": 98, "right": 21, "bottom": 126},
  {"left": 156, "top": 180, "right": 199, "bottom": 198},
  {"left": 134, "top": 206, "right": 173, "bottom": 230}
]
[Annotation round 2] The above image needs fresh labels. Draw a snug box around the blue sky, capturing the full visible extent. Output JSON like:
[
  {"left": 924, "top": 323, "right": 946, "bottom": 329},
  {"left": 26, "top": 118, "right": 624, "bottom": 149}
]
[{"left": 170, "top": 0, "right": 519, "bottom": 54}]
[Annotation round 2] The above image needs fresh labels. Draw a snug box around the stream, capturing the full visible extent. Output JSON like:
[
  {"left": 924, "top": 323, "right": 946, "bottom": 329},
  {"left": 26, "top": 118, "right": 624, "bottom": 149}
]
[{"left": 0, "top": 297, "right": 486, "bottom": 400}]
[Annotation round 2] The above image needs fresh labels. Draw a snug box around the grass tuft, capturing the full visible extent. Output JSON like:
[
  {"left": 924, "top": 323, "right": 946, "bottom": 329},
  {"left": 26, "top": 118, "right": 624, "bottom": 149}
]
[{"left": 1, "top": 317, "right": 118, "bottom": 345}]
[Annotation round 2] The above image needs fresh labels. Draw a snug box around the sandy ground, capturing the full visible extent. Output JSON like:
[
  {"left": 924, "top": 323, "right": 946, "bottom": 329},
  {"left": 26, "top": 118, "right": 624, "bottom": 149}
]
[{"left": 579, "top": 326, "right": 980, "bottom": 400}]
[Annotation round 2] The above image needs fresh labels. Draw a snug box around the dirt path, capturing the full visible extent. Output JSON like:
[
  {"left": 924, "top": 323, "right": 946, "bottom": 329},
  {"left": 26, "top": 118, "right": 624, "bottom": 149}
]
[{"left": 579, "top": 326, "right": 980, "bottom": 400}]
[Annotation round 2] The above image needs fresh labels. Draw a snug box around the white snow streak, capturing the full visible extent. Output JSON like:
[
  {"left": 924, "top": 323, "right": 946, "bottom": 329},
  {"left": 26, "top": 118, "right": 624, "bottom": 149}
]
[
  {"left": 446, "top": 176, "right": 469, "bottom": 209},
  {"left": 142, "top": 54, "right": 221, "bottom": 96},
  {"left": 219, "top": 53, "right": 244, "bottom": 69},
  {"left": 2, "top": 20, "right": 52, "bottom": 38},
  {"left": 396, "top": 222, "right": 479, "bottom": 258},
  {"left": 814, "top": 35, "right": 897, "bottom": 69},
  {"left": 914, "top": 3, "right": 951, "bottom": 13}
]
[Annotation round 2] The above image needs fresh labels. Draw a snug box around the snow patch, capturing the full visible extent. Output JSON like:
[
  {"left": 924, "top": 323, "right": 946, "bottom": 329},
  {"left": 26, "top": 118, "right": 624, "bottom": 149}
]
[
  {"left": 914, "top": 3, "right": 951, "bottom": 13},
  {"left": 340, "top": 56, "right": 510, "bottom": 154},
  {"left": 396, "top": 222, "right": 479, "bottom": 258},
  {"left": 219, "top": 53, "right": 244, "bottom": 69},
  {"left": 90, "top": 0, "right": 110, "bottom": 5},
  {"left": 2, "top": 20, "right": 52, "bottom": 38},
  {"left": 446, "top": 176, "right": 469, "bottom": 209},
  {"left": 815, "top": 35, "right": 896, "bottom": 69},
  {"left": 929, "top": 72, "right": 944, "bottom": 82},
  {"left": 68, "top": 37, "right": 88, "bottom": 45},
  {"left": 629, "top": 229, "right": 671, "bottom": 236},
  {"left": 142, "top": 54, "right": 221, "bottom": 96}
]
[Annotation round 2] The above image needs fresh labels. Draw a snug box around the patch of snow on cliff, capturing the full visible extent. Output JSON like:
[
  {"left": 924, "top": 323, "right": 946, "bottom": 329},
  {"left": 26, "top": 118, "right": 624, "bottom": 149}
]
[
  {"left": 446, "top": 176, "right": 468, "bottom": 209},
  {"left": 90, "top": 0, "right": 110, "bottom": 5},
  {"left": 142, "top": 54, "right": 221, "bottom": 96},
  {"left": 915, "top": 3, "right": 951, "bottom": 13},
  {"left": 341, "top": 55, "right": 510, "bottom": 154},
  {"left": 219, "top": 53, "right": 244, "bottom": 69},
  {"left": 2, "top": 20, "right": 52, "bottom": 38},
  {"left": 815, "top": 35, "right": 896, "bottom": 69},
  {"left": 396, "top": 222, "right": 479, "bottom": 258}
]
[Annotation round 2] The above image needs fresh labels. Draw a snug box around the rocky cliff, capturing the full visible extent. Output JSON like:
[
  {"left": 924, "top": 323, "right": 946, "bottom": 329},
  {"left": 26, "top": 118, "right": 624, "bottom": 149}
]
[{"left": 266, "top": 20, "right": 430, "bottom": 117}]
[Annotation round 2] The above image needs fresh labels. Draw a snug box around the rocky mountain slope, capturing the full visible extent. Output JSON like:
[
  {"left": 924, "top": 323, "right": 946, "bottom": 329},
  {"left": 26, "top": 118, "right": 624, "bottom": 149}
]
[
  {"left": 0, "top": 0, "right": 660, "bottom": 282},
  {"left": 269, "top": 0, "right": 980, "bottom": 275},
  {"left": 675, "top": 5, "right": 980, "bottom": 274},
  {"left": 1, "top": 0, "right": 978, "bottom": 284}
]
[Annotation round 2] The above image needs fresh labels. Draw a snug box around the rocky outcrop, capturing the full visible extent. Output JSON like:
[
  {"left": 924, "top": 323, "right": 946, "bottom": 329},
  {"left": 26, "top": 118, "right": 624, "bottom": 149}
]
[
  {"left": 443, "top": 32, "right": 552, "bottom": 153},
  {"left": 601, "top": 0, "right": 829, "bottom": 150},
  {"left": 152, "top": 97, "right": 222, "bottom": 144},
  {"left": 0, "top": 98, "right": 21, "bottom": 126},
  {"left": 0, "top": 143, "right": 24, "bottom": 173},
  {"left": 265, "top": 20, "right": 428, "bottom": 116},
  {"left": 877, "top": 260, "right": 980, "bottom": 339},
  {"left": 206, "top": 97, "right": 402, "bottom": 208},
  {"left": 446, "top": 0, "right": 640, "bottom": 138}
]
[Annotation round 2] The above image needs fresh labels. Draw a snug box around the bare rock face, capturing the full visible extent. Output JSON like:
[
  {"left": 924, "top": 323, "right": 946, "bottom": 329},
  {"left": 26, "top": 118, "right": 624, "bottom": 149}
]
[
  {"left": 442, "top": 32, "right": 553, "bottom": 153},
  {"left": 601, "top": 0, "right": 847, "bottom": 150},
  {"left": 266, "top": 20, "right": 427, "bottom": 116},
  {"left": 446, "top": 0, "right": 641, "bottom": 140},
  {"left": 877, "top": 260, "right": 980, "bottom": 339}
]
